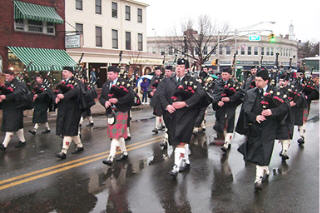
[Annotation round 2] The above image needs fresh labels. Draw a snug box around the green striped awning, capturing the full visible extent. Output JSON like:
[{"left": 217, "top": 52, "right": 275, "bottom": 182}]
[
  {"left": 14, "top": 1, "right": 63, "bottom": 24},
  {"left": 8, "top": 46, "right": 77, "bottom": 72}
]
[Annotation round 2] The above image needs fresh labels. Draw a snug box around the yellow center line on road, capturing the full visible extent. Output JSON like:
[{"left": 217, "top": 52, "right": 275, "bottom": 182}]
[
  {"left": 0, "top": 135, "right": 162, "bottom": 186},
  {"left": 0, "top": 122, "right": 215, "bottom": 191},
  {"left": 0, "top": 138, "right": 162, "bottom": 191}
]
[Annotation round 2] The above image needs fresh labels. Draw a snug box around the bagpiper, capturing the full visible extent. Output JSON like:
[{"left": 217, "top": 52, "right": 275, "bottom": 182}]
[
  {"left": 212, "top": 67, "right": 244, "bottom": 152},
  {"left": 0, "top": 70, "right": 28, "bottom": 151},
  {"left": 148, "top": 66, "right": 165, "bottom": 134},
  {"left": 237, "top": 69, "right": 288, "bottom": 191},
  {"left": 100, "top": 66, "right": 134, "bottom": 165},
  {"left": 28, "top": 75, "right": 54, "bottom": 135},
  {"left": 157, "top": 58, "right": 205, "bottom": 177},
  {"left": 55, "top": 67, "right": 84, "bottom": 159}
]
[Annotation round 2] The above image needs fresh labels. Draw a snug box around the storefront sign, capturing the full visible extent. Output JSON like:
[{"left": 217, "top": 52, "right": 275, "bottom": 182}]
[{"left": 65, "top": 35, "right": 81, "bottom": 48}]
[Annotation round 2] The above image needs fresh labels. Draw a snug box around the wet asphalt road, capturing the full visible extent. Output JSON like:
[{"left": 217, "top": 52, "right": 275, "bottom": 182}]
[{"left": 0, "top": 102, "right": 318, "bottom": 213}]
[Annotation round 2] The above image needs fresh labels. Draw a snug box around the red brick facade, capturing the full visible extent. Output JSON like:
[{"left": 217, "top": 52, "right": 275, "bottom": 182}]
[{"left": 0, "top": 0, "right": 65, "bottom": 72}]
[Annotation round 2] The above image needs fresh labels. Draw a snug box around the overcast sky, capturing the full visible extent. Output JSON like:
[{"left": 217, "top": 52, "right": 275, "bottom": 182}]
[{"left": 144, "top": 0, "right": 320, "bottom": 42}]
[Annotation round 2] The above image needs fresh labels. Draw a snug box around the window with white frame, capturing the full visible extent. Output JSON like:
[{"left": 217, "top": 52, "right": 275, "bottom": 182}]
[
  {"left": 15, "top": 19, "right": 55, "bottom": 35},
  {"left": 241, "top": 46, "right": 245, "bottom": 55},
  {"left": 254, "top": 46, "right": 258, "bottom": 55},
  {"left": 137, "top": 8, "right": 142, "bottom": 23},
  {"left": 138, "top": 33, "right": 143, "bottom": 51},
  {"left": 96, "top": 0, "right": 102, "bottom": 14},
  {"left": 271, "top": 48, "right": 274, "bottom": 56},
  {"left": 112, "top": 29, "right": 118, "bottom": 49},
  {"left": 112, "top": 2, "right": 118, "bottom": 18},
  {"left": 125, "top": 31, "right": 131, "bottom": 50},
  {"left": 96, "top": 26, "right": 102, "bottom": 47},
  {"left": 247, "top": 46, "right": 252, "bottom": 55},
  {"left": 261, "top": 47, "right": 264, "bottom": 55},
  {"left": 226, "top": 46, "right": 231, "bottom": 55},
  {"left": 76, "top": 0, "right": 83, "bottom": 10},
  {"left": 125, "top": 6, "right": 131, "bottom": 21}
]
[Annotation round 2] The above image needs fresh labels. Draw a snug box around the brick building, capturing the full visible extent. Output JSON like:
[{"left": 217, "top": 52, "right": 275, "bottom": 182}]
[{"left": 0, "top": 0, "right": 75, "bottom": 73}]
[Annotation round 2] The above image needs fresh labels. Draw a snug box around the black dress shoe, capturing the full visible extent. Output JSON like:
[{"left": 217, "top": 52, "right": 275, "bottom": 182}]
[
  {"left": 0, "top": 144, "right": 6, "bottom": 152},
  {"left": 72, "top": 147, "right": 84, "bottom": 154},
  {"left": 116, "top": 154, "right": 128, "bottom": 161},
  {"left": 254, "top": 182, "right": 263, "bottom": 191},
  {"left": 279, "top": 152, "right": 289, "bottom": 160},
  {"left": 297, "top": 137, "right": 305, "bottom": 145},
  {"left": 102, "top": 159, "right": 113, "bottom": 165},
  {"left": 15, "top": 141, "right": 26, "bottom": 148},
  {"left": 41, "top": 129, "right": 51, "bottom": 134},
  {"left": 179, "top": 163, "right": 190, "bottom": 172},
  {"left": 56, "top": 152, "right": 66, "bottom": 159},
  {"left": 168, "top": 170, "right": 178, "bottom": 177},
  {"left": 28, "top": 130, "right": 36, "bottom": 135},
  {"left": 221, "top": 144, "right": 231, "bottom": 152},
  {"left": 152, "top": 128, "right": 158, "bottom": 134},
  {"left": 125, "top": 136, "right": 131, "bottom": 141},
  {"left": 86, "top": 122, "right": 94, "bottom": 127},
  {"left": 160, "top": 141, "right": 168, "bottom": 150}
]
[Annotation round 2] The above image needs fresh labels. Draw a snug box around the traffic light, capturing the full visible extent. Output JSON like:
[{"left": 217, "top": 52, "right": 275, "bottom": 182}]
[
  {"left": 211, "top": 59, "right": 218, "bottom": 66},
  {"left": 268, "top": 33, "right": 276, "bottom": 43}
]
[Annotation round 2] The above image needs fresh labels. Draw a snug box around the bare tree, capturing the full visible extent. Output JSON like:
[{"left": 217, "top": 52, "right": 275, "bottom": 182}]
[{"left": 168, "top": 15, "right": 231, "bottom": 68}]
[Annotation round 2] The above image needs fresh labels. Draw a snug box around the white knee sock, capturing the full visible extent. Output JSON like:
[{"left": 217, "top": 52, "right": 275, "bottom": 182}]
[
  {"left": 127, "top": 127, "right": 131, "bottom": 137},
  {"left": 119, "top": 137, "right": 128, "bottom": 155},
  {"left": 184, "top": 144, "right": 190, "bottom": 164},
  {"left": 62, "top": 136, "right": 73, "bottom": 154},
  {"left": 34, "top": 123, "right": 39, "bottom": 130},
  {"left": 224, "top": 133, "right": 233, "bottom": 147},
  {"left": 89, "top": 116, "right": 93, "bottom": 123},
  {"left": 174, "top": 147, "right": 185, "bottom": 169},
  {"left": 281, "top": 140, "right": 291, "bottom": 154},
  {"left": 109, "top": 139, "right": 119, "bottom": 161},
  {"left": 79, "top": 117, "right": 84, "bottom": 125},
  {"left": 2, "top": 132, "right": 14, "bottom": 148},
  {"left": 17, "top": 129, "right": 26, "bottom": 142},
  {"left": 155, "top": 116, "right": 161, "bottom": 129},
  {"left": 298, "top": 124, "right": 306, "bottom": 137},
  {"left": 72, "top": 135, "right": 83, "bottom": 148},
  {"left": 45, "top": 122, "right": 50, "bottom": 130},
  {"left": 255, "top": 165, "right": 264, "bottom": 183}
]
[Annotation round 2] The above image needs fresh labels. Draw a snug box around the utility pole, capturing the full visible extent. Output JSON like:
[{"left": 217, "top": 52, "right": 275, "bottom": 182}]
[{"left": 217, "top": 31, "right": 220, "bottom": 73}]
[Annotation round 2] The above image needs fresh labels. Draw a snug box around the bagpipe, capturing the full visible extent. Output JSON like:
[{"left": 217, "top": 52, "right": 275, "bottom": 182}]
[
  {"left": 0, "top": 83, "right": 16, "bottom": 95},
  {"left": 120, "top": 72, "right": 141, "bottom": 106},
  {"left": 285, "top": 83, "right": 303, "bottom": 104},
  {"left": 260, "top": 88, "right": 286, "bottom": 110},
  {"left": 106, "top": 78, "right": 131, "bottom": 125},
  {"left": 201, "top": 74, "right": 221, "bottom": 106},
  {"left": 171, "top": 78, "right": 198, "bottom": 103},
  {"left": 54, "top": 78, "right": 78, "bottom": 94}
]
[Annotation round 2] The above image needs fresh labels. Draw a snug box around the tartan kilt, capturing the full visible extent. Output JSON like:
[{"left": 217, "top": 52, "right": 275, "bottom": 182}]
[{"left": 107, "top": 111, "right": 128, "bottom": 139}]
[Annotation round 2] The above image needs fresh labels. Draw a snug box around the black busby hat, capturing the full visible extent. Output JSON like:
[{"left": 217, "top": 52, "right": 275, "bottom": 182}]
[
  {"left": 165, "top": 65, "right": 173, "bottom": 71},
  {"left": 256, "top": 69, "right": 269, "bottom": 80},
  {"left": 250, "top": 66, "right": 256, "bottom": 69},
  {"left": 63, "top": 66, "right": 75, "bottom": 74},
  {"left": 107, "top": 66, "right": 120, "bottom": 73},
  {"left": 177, "top": 58, "right": 186, "bottom": 65},
  {"left": 222, "top": 67, "right": 232, "bottom": 74},
  {"left": 154, "top": 66, "right": 162, "bottom": 70}
]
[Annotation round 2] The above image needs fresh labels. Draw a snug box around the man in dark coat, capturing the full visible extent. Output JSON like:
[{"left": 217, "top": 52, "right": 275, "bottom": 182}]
[
  {"left": 243, "top": 66, "right": 257, "bottom": 91},
  {"left": 213, "top": 67, "right": 244, "bottom": 152},
  {"left": 0, "top": 70, "right": 27, "bottom": 152},
  {"left": 276, "top": 74, "right": 295, "bottom": 160},
  {"left": 56, "top": 67, "right": 84, "bottom": 159},
  {"left": 148, "top": 66, "right": 165, "bottom": 134},
  {"left": 237, "top": 69, "right": 288, "bottom": 190},
  {"left": 157, "top": 58, "right": 205, "bottom": 177},
  {"left": 99, "top": 66, "right": 134, "bottom": 165},
  {"left": 29, "top": 75, "right": 53, "bottom": 135}
]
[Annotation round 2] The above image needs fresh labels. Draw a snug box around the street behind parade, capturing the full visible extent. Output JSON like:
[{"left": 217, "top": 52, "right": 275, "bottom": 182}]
[{"left": 0, "top": 100, "right": 318, "bottom": 213}]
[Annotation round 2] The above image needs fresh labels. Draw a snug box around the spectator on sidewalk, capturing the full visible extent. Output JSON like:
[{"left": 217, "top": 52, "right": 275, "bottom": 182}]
[{"left": 140, "top": 78, "right": 150, "bottom": 104}]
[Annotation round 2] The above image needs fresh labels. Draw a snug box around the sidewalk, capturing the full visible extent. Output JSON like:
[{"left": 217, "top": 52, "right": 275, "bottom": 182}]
[{"left": 21, "top": 101, "right": 155, "bottom": 127}]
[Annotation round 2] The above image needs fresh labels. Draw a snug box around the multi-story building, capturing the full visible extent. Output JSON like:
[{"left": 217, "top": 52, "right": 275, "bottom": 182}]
[
  {"left": 0, "top": 0, "right": 76, "bottom": 73},
  {"left": 65, "top": 0, "right": 162, "bottom": 87},
  {"left": 147, "top": 33, "right": 298, "bottom": 71}
]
